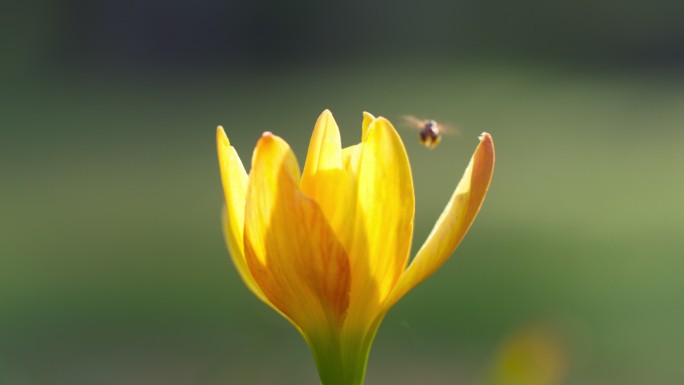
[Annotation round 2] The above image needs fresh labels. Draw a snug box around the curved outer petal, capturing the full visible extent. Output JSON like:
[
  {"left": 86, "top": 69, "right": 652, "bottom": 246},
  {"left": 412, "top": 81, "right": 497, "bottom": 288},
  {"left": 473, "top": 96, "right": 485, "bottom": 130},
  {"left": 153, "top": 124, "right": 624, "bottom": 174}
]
[
  {"left": 352, "top": 117, "right": 415, "bottom": 307},
  {"left": 216, "top": 126, "right": 269, "bottom": 304},
  {"left": 243, "top": 132, "right": 352, "bottom": 331},
  {"left": 385, "top": 132, "right": 495, "bottom": 308}
]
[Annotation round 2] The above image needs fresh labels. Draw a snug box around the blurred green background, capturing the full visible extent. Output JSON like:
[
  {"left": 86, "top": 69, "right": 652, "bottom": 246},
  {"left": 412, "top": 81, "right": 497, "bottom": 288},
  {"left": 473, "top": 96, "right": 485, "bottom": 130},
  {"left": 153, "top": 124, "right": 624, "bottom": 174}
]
[{"left": 2, "top": 1, "right": 684, "bottom": 384}]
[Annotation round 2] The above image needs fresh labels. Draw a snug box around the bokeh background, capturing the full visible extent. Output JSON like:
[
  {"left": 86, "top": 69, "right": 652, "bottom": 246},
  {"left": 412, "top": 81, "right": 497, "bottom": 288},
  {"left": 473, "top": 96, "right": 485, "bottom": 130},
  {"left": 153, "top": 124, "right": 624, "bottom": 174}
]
[{"left": 2, "top": 1, "right": 684, "bottom": 384}]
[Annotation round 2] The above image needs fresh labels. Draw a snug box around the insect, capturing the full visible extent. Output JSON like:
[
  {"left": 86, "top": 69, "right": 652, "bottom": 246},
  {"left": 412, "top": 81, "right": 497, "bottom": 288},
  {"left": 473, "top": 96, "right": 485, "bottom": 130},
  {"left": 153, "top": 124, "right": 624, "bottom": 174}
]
[{"left": 400, "top": 115, "right": 459, "bottom": 149}]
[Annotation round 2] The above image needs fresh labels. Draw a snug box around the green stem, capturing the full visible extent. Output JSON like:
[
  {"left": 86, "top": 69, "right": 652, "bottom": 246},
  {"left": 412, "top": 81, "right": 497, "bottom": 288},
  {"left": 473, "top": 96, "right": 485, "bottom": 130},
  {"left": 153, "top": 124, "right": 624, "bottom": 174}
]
[{"left": 307, "top": 321, "right": 383, "bottom": 385}]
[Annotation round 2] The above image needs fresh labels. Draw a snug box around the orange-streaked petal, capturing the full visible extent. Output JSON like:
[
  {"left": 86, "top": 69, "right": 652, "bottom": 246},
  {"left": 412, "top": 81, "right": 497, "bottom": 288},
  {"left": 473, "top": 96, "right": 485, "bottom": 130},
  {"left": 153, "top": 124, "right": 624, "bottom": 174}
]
[
  {"left": 386, "top": 132, "right": 495, "bottom": 308},
  {"left": 216, "top": 126, "right": 269, "bottom": 304},
  {"left": 244, "top": 132, "right": 352, "bottom": 330},
  {"left": 352, "top": 117, "right": 415, "bottom": 303}
]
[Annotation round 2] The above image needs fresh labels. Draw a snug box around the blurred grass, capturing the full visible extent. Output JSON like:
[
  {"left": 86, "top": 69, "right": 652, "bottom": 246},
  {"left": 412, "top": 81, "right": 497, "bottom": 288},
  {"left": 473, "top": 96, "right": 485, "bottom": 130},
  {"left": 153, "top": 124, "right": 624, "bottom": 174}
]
[{"left": 1, "top": 62, "right": 684, "bottom": 384}]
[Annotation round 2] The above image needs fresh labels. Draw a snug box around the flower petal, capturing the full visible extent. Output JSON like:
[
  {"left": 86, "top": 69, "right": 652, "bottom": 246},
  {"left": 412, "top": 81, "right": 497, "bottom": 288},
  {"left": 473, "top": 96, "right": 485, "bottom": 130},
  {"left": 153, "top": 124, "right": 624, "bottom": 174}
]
[
  {"left": 353, "top": 117, "right": 415, "bottom": 302},
  {"left": 341, "top": 112, "right": 375, "bottom": 177},
  {"left": 386, "top": 132, "right": 495, "bottom": 308},
  {"left": 244, "top": 132, "right": 352, "bottom": 330},
  {"left": 361, "top": 111, "right": 375, "bottom": 142},
  {"left": 300, "top": 110, "right": 356, "bottom": 243},
  {"left": 301, "top": 109, "right": 343, "bottom": 190},
  {"left": 216, "top": 126, "right": 269, "bottom": 304},
  {"left": 342, "top": 143, "right": 362, "bottom": 176}
]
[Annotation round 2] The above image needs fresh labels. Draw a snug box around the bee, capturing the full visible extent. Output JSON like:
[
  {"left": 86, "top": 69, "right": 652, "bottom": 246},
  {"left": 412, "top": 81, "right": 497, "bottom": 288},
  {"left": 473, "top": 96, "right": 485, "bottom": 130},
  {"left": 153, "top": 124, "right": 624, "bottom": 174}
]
[{"left": 400, "top": 115, "right": 459, "bottom": 149}]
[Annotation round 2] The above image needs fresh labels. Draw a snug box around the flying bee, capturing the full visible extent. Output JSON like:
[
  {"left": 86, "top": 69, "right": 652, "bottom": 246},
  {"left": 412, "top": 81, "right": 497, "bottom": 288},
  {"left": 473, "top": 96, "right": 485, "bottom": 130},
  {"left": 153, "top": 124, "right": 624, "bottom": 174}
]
[{"left": 400, "top": 115, "right": 459, "bottom": 149}]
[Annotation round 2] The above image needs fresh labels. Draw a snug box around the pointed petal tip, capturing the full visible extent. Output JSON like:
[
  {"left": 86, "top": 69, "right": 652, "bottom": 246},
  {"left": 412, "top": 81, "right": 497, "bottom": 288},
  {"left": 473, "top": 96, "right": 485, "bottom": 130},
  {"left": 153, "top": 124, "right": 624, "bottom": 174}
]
[
  {"left": 478, "top": 132, "right": 493, "bottom": 144},
  {"left": 361, "top": 112, "right": 377, "bottom": 142},
  {"left": 315, "top": 109, "right": 334, "bottom": 126},
  {"left": 259, "top": 131, "right": 284, "bottom": 145},
  {"left": 371, "top": 116, "right": 400, "bottom": 135},
  {"left": 476, "top": 132, "right": 495, "bottom": 162},
  {"left": 315, "top": 109, "right": 336, "bottom": 127},
  {"left": 301, "top": 109, "right": 343, "bottom": 194},
  {"left": 256, "top": 131, "right": 284, "bottom": 152},
  {"left": 217, "top": 125, "right": 230, "bottom": 146},
  {"left": 254, "top": 131, "right": 296, "bottom": 172}
]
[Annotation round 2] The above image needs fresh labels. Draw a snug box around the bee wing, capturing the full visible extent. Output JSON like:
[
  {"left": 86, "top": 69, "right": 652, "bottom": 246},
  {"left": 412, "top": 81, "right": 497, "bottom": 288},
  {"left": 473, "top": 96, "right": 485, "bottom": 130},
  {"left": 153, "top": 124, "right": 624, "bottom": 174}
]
[
  {"left": 400, "top": 115, "right": 426, "bottom": 129},
  {"left": 437, "top": 122, "right": 461, "bottom": 136}
]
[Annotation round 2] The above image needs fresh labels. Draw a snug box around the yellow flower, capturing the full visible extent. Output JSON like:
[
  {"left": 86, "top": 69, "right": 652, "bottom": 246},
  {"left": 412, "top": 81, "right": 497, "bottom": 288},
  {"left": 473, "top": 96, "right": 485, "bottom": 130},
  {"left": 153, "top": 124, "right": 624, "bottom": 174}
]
[{"left": 217, "top": 110, "right": 495, "bottom": 385}]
